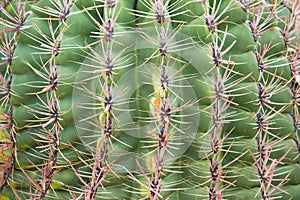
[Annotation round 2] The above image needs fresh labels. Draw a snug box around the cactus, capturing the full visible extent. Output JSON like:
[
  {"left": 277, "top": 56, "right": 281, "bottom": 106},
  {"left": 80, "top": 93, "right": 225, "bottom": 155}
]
[{"left": 0, "top": 0, "right": 299, "bottom": 199}]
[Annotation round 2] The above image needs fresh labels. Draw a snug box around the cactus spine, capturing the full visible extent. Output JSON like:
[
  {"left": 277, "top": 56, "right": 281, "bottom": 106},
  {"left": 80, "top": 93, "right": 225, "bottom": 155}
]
[{"left": 0, "top": 0, "right": 299, "bottom": 199}]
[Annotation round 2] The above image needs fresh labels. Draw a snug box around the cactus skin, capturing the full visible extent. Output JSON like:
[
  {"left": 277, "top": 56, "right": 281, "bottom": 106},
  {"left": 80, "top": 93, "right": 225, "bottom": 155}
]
[{"left": 0, "top": 0, "right": 299, "bottom": 199}]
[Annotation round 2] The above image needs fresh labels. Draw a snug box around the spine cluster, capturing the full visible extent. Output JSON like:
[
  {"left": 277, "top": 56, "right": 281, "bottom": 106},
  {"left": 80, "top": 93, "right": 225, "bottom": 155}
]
[
  {"left": 22, "top": 1, "right": 73, "bottom": 198},
  {"left": 0, "top": 0, "right": 29, "bottom": 193},
  {"left": 246, "top": 1, "right": 295, "bottom": 199},
  {"left": 0, "top": 0, "right": 299, "bottom": 199},
  {"left": 203, "top": 1, "right": 233, "bottom": 198},
  {"left": 149, "top": 1, "right": 171, "bottom": 199}
]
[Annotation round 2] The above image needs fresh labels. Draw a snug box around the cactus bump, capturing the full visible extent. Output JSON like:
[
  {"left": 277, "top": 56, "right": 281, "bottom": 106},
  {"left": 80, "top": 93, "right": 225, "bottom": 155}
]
[{"left": 0, "top": 0, "right": 299, "bottom": 199}]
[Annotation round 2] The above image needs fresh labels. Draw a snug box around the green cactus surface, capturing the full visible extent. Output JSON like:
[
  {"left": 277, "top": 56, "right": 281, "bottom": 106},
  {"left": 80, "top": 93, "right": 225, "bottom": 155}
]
[{"left": 0, "top": 0, "right": 299, "bottom": 199}]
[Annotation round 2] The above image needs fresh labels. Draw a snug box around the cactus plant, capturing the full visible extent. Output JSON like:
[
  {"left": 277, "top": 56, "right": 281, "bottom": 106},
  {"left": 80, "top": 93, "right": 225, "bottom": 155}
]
[{"left": 0, "top": 0, "right": 299, "bottom": 199}]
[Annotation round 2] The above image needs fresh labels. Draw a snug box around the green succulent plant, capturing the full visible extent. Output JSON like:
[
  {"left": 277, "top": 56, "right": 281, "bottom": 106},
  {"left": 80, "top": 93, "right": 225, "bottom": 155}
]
[{"left": 0, "top": 0, "right": 299, "bottom": 199}]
